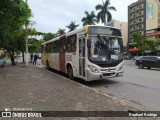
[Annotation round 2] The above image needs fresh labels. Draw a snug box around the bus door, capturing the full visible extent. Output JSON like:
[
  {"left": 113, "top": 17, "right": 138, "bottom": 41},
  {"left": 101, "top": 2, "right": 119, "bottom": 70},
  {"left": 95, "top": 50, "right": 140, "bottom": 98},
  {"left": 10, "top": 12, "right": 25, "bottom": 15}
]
[
  {"left": 78, "top": 33, "right": 86, "bottom": 77},
  {"left": 59, "top": 35, "right": 66, "bottom": 73}
]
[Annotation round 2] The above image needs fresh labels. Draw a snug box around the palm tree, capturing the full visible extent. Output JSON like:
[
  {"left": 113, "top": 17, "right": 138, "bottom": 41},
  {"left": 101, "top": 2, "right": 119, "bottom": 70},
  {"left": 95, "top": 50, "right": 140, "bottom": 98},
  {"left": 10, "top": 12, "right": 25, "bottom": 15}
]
[
  {"left": 66, "top": 21, "right": 79, "bottom": 32},
  {"left": 95, "top": 0, "right": 116, "bottom": 24},
  {"left": 81, "top": 11, "right": 98, "bottom": 26},
  {"left": 43, "top": 33, "right": 56, "bottom": 41},
  {"left": 57, "top": 28, "right": 65, "bottom": 36}
]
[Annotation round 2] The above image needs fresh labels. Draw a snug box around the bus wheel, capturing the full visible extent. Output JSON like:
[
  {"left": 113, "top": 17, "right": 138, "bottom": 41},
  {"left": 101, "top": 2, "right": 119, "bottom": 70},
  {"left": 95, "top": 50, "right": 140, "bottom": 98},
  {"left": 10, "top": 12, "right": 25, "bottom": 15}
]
[
  {"left": 67, "top": 66, "right": 73, "bottom": 80},
  {"left": 46, "top": 61, "right": 50, "bottom": 70}
]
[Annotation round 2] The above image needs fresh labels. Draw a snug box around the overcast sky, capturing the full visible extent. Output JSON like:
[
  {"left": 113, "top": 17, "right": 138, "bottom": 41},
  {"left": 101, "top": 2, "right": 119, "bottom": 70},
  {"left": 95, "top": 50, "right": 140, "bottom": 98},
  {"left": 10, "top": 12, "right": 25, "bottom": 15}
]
[{"left": 28, "top": 0, "right": 137, "bottom": 34}]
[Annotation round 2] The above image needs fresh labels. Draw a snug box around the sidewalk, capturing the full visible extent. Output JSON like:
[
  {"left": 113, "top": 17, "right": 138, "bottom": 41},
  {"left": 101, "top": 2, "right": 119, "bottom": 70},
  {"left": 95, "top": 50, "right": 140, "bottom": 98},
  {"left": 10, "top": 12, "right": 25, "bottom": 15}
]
[{"left": 0, "top": 64, "right": 156, "bottom": 120}]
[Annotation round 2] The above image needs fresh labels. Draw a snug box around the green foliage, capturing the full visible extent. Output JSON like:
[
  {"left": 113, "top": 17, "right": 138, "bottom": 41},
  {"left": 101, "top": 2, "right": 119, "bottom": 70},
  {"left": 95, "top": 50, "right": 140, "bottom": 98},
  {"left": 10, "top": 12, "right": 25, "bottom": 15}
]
[
  {"left": 27, "top": 28, "right": 44, "bottom": 36},
  {"left": 43, "top": 33, "right": 56, "bottom": 41},
  {"left": 66, "top": 21, "right": 79, "bottom": 32},
  {"left": 132, "top": 34, "right": 156, "bottom": 52},
  {"left": 154, "top": 40, "right": 160, "bottom": 49},
  {"left": 81, "top": 11, "right": 98, "bottom": 26},
  {"left": 0, "top": 0, "right": 31, "bottom": 39},
  {"left": 95, "top": 0, "right": 116, "bottom": 24},
  {"left": 0, "top": 0, "right": 31, "bottom": 65},
  {"left": 57, "top": 28, "right": 66, "bottom": 36},
  {"left": 28, "top": 38, "right": 42, "bottom": 53}
]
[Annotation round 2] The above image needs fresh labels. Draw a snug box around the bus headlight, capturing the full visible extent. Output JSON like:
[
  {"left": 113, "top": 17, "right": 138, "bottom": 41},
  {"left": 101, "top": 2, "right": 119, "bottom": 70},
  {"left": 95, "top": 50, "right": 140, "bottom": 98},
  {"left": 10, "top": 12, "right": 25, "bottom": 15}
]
[
  {"left": 88, "top": 65, "right": 99, "bottom": 73},
  {"left": 117, "top": 66, "right": 123, "bottom": 71}
]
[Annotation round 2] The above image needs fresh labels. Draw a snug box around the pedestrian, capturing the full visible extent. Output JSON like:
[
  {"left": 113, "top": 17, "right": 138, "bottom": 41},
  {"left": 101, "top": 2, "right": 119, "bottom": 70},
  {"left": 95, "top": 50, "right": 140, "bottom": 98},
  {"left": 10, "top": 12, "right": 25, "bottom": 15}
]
[
  {"left": 30, "top": 54, "right": 33, "bottom": 63},
  {"left": 33, "top": 54, "right": 38, "bottom": 65}
]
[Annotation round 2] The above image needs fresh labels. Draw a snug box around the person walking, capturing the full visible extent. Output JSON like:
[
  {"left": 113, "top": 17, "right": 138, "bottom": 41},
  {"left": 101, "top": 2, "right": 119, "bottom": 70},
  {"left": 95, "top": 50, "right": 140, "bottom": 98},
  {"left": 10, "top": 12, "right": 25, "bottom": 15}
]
[
  {"left": 30, "top": 54, "right": 33, "bottom": 63},
  {"left": 33, "top": 54, "right": 38, "bottom": 65}
]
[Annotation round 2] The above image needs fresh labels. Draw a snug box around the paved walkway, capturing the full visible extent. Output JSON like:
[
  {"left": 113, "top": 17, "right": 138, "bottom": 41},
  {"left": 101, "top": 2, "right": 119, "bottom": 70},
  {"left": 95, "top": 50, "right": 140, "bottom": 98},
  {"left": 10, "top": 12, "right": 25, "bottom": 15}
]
[{"left": 0, "top": 64, "right": 157, "bottom": 120}]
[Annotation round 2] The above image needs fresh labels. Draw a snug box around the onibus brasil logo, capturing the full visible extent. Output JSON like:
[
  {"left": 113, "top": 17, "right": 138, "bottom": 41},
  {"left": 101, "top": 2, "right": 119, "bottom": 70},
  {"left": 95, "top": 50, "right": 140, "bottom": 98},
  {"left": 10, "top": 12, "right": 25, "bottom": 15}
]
[{"left": 1, "top": 108, "right": 42, "bottom": 118}]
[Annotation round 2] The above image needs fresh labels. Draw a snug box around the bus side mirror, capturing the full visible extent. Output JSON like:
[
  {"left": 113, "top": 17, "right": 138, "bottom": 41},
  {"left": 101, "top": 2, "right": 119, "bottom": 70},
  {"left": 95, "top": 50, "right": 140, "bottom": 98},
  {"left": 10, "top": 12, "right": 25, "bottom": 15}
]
[{"left": 87, "top": 39, "right": 91, "bottom": 48}]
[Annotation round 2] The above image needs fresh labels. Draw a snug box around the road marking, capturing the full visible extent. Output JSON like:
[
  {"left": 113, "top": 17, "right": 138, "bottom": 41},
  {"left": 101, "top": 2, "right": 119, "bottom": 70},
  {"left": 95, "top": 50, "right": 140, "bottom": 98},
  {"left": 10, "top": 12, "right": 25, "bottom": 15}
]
[{"left": 39, "top": 65, "right": 148, "bottom": 111}]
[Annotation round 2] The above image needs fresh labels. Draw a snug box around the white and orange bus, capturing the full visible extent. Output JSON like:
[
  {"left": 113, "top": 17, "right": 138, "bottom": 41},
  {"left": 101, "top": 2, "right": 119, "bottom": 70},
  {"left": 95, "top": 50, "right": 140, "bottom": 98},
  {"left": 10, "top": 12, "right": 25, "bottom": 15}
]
[{"left": 41, "top": 25, "right": 124, "bottom": 81}]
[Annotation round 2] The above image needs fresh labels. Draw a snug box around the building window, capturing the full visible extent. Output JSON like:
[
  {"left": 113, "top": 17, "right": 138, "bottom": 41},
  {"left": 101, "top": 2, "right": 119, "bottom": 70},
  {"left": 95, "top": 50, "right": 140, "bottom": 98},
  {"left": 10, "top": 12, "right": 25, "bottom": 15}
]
[
  {"left": 138, "top": 18, "right": 143, "bottom": 22},
  {"left": 138, "top": 4, "right": 143, "bottom": 9},
  {"left": 138, "top": 11, "right": 143, "bottom": 16},
  {"left": 138, "top": 24, "right": 143, "bottom": 29},
  {"left": 138, "top": 31, "right": 144, "bottom": 35}
]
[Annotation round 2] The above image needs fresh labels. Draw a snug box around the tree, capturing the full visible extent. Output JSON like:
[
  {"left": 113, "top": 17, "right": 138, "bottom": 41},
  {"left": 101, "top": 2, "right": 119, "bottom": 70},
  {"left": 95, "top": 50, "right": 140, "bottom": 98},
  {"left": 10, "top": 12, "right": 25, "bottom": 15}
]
[
  {"left": 43, "top": 33, "right": 56, "bottom": 41},
  {"left": 154, "top": 40, "right": 160, "bottom": 50},
  {"left": 28, "top": 38, "right": 42, "bottom": 53},
  {"left": 132, "top": 34, "right": 154, "bottom": 55},
  {"left": 95, "top": 0, "right": 116, "bottom": 24},
  {"left": 0, "top": 0, "right": 31, "bottom": 65},
  {"left": 66, "top": 21, "right": 79, "bottom": 32},
  {"left": 20, "top": 28, "right": 44, "bottom": 62},
  {"left": 57, "top": 29, "right": 66, "bottom": 36},
  {"left": 81, "top": 11, "right": 98, "bottom": 26}
]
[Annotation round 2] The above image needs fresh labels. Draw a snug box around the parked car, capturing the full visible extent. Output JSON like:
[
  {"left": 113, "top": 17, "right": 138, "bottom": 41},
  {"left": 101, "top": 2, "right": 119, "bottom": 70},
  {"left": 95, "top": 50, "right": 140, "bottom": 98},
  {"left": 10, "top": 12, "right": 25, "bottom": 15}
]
[
  {"left": 124, "top": 55, "right": 130, "bottom": 60},
  {"left": 135, "top": 56, "right": 160, "bottom": 69},
  {"left": 133, "top": 56, "right": 143, "bottom": 60},
  {"left": 0, "top": 56, "right": 6, "bottom": 67}
]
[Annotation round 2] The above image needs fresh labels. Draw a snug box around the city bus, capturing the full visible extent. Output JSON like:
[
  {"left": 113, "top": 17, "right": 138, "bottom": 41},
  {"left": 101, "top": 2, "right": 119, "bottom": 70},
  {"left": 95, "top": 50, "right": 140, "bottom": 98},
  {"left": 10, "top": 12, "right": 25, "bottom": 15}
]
[{"left": 41, "top": 25, "right": 124, "bottom": 81}]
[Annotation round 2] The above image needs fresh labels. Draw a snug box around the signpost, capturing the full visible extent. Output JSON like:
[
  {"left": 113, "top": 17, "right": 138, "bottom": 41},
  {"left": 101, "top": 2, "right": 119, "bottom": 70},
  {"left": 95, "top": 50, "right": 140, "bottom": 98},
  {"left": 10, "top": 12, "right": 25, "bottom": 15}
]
[{"left": 25, "top": 0, "right": 28, "bottom": 66}]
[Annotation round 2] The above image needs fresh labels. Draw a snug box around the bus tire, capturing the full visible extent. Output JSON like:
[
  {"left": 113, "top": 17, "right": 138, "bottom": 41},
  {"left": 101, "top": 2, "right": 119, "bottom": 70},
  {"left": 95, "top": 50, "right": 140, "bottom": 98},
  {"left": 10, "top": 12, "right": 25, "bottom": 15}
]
[{"left": 67, "top": 65, "right": 73, "bottom": 80}]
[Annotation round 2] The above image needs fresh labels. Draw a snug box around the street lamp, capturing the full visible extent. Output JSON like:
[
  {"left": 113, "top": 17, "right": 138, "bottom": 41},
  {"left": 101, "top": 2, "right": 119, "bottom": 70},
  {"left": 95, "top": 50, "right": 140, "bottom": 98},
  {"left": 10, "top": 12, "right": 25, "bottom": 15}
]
[{"left": 25, "top": 0, "right": 28, "bottom": 66}]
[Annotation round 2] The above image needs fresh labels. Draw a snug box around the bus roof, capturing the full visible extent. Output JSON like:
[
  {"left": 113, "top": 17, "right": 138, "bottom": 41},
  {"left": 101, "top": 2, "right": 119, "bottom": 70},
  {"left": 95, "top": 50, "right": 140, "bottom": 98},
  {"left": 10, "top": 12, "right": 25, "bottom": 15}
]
[{"left": 42, "top": 25, "right": 121, "bottom": 45}]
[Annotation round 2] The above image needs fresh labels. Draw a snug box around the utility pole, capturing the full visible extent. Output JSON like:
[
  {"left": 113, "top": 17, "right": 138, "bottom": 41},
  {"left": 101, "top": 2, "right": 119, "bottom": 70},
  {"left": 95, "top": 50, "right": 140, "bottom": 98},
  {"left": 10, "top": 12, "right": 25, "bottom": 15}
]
[{"left": 25, "top": 0, "right": 28, "bottom": 66}]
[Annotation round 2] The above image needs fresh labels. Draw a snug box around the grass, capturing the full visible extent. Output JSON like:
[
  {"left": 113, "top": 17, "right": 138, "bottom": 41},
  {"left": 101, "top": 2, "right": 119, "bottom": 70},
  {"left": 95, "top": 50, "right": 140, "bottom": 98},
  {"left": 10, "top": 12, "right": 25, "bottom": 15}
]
[{"left": 5, "top": 57, "right": 10, "bottom": 61}]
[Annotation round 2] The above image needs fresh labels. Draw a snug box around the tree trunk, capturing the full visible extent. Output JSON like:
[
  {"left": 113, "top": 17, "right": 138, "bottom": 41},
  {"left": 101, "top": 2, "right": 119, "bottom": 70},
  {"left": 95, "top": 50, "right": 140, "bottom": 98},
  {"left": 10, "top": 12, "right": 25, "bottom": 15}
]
[
  {"left": 8, "top": 51, "right": 16, "bottom": 65},
  {"left": 10, "top": 56, "right": 15, "bottom": 65}
]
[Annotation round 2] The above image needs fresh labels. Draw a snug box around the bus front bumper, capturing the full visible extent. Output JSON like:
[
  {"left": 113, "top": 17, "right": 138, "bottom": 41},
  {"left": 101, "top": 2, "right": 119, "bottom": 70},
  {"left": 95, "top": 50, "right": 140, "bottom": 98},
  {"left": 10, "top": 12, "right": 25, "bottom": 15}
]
[{"left": 86, "top": 69, "right": 124, "bottom": 81}]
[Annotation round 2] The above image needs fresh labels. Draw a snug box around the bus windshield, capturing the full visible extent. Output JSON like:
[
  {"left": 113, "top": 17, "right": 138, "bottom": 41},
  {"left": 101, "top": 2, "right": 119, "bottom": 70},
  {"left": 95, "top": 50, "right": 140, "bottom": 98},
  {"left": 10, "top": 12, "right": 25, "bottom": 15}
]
[
  {"left": 88, "top": 26, "right": 122, "bottom": 36},
  {"left": 88, "top": 36, "right": 123, "bottom": 62}
]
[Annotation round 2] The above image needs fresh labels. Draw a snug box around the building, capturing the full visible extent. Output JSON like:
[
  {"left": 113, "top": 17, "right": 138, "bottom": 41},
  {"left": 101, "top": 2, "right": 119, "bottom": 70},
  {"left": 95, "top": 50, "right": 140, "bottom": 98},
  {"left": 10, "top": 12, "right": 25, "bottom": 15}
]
[
  {"left": 128, "top": 0, "right": 160, "bottom": 54},
  {"left": 128, "top": 0, "right": 160, "bottom": 40},
  {"left": 146, "top": 27, "right": 160, "bottom": 40},
  {"left": 106, "top": 19, "right": 128, "bottom": 48},
  {"left": 146, "top": 28, "right": 160, "bottom": 55}
]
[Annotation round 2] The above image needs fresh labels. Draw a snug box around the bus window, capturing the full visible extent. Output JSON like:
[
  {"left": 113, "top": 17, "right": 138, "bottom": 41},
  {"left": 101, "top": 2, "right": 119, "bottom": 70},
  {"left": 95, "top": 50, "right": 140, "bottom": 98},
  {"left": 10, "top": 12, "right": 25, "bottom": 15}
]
[
  {"left": 54, "top": 41, "right": 60, "bottom": 53},
  {"left": 71, "top": 36, "right": 76, "bottom": 52},
  {"left": 49, "top": 43, "right": 52, "bottom": 53},
  {"left": 66, "top": 35, "right": 76, "bottom": 52},
  {"left": 46, "top": 44, "right": 49, "bottom": 53},
  {"left": 66, "top": 38, "right": 71, "bottom": 52}
]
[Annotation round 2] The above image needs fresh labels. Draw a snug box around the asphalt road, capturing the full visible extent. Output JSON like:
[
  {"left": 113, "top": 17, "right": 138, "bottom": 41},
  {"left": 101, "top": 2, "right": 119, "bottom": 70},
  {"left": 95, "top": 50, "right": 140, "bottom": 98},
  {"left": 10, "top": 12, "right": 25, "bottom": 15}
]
[{"left": 83, "top": 60, "right": 160, "bottom": 111}]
